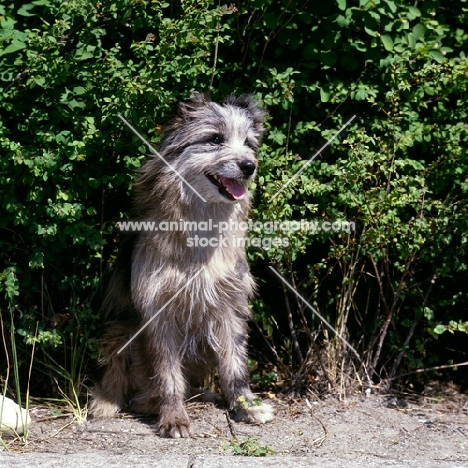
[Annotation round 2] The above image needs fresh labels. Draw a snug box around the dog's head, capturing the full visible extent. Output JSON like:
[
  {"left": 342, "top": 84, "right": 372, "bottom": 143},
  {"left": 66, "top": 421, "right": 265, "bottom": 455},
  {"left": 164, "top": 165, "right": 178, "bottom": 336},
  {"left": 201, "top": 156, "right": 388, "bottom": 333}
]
[{"left": 159, "top": 92, "right": 267, "bottom": 204}]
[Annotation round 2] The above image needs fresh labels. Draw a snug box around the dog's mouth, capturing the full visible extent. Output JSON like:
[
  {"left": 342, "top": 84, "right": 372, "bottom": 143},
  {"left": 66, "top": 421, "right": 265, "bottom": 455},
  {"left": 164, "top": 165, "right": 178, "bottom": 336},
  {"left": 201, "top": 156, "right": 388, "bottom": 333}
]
[{"left": 206, "top": 174, "right": 247, "bottom": 201}]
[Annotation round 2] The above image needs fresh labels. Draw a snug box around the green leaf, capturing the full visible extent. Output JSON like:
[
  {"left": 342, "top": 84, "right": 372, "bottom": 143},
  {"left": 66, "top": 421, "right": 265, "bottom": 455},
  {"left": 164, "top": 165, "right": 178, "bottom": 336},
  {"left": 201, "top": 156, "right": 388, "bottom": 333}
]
[
  {"left": 429, "top": 50, "right": 445, "bottom": 63},
  {"left": 407, "top": 32, "right": 417, "bottom": 48},
  {"left": 303, "top": 44, "right": 317, "bottom": 60},
  {"left": 433, "top": 324, "right": 446, "bottom": 335},
  {"left": 320, "top": 87, "right": 330, "bottom": 102},
  {"left": 68, "top": 99, "right": 86, "bottom": 110},
  {"left": 402, "top": 318, "right": 412, "bottom": 328},
  {"left": 335, "top": 15, "right": 349, "bottom": 28},
  {"left": 355, "top": 87, "right": 367, "bottom": 100},
  {"left": 380, "top": 35, "right": 394, "bottom": 51},
  {"left": 423, "top": 307, "right": 434, "bottom": 321},
  {"left": 413, "top": 23, "right": 426, "bottom": 41},
  {"left": 1, "top": 41, "right": 26, "bottom": 55},
  {"left": 383, "top": 0, "right": 397, "bottom": 13},
  {"left": 298, "top": 12, "right": 312, "bottom": 25},
  {"left": 415, "top": 308, "right": 423, "bottom": 321},
  {"left": 73, "top": 86, "right": 86, "bottom": 95},
  {"left": 18, "top": 4, "right": 36, "bottom": 16},
  {"left": 364, "top": 27, "right": 378, "bottom": 37},
  {"left": 408, "top": 6, "right": 421, "bottom": 19},
  {"left": 76, "top": 49, "right": 94, "bottom": 61},
  {"left": 29, "top": 251, "right": 44, "bottom": 268},
  {"left": 320, "top": 50, "right": 337, "bottom": 67},
  {"left": 336, "top": 0, "right": 346, "bottom": 11}
]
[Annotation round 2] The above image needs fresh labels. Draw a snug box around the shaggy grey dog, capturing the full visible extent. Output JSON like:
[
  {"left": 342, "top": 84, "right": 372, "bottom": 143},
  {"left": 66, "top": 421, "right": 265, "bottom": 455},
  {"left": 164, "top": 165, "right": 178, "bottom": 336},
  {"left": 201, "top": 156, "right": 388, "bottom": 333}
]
[{"left": 90, "top": 92, "right": 274, "bottom": 438}]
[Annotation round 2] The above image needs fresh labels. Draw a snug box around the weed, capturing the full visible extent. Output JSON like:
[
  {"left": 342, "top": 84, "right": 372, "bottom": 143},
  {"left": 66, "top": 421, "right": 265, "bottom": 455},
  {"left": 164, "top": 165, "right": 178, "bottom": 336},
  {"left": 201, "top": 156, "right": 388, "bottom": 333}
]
[
  {"left": 222, "top": 436, "right": 275, "bottom": 457},
  {"left": 234, "top": 395, "right": 263, "bottom": 412}
]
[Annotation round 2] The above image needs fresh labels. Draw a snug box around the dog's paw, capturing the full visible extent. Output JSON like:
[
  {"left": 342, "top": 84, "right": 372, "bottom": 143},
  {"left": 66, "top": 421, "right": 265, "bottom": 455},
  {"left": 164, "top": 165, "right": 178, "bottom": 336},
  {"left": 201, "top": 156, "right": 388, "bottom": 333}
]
[
  {"left": 88, "top": 396, "right": 120, "bottom": 418},
  {"left": 233, "top": 401, "right": 274, "bottom": 424},
  {"left": 158, "top": 416, "right": 191, "bottom": 438}
]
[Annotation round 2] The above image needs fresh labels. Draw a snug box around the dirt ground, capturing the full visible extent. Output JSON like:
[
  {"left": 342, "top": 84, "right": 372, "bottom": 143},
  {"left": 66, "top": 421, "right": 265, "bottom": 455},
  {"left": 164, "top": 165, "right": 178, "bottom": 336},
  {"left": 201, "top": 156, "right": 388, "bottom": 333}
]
[{"left": 1, "top": 383, "right": 467, "bottom": 466}]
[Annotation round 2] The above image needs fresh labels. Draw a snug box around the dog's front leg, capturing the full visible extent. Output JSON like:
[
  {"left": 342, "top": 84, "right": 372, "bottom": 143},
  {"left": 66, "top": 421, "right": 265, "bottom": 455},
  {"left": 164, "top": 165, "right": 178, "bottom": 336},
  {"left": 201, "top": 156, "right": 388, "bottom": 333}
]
[
  {"left": 218, "top": 328, "right": 274, "bottom": 424},
  {"left": 154, "top": 340, "right": 191, "bottom": 438},
  {"left": 131, "top": 334, "right": 191, "bottom": 438}
]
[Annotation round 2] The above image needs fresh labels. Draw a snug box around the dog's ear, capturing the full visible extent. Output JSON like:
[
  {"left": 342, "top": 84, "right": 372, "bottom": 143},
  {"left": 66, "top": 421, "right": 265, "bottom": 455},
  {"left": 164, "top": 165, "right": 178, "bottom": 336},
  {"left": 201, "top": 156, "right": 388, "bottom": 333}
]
[
  {"left": 224, "top": 94, "right": 267, "bottom": 136},
  {"left": 161, "top": 92, "right": 211, "bottom": 143},
  {"left": 190, "top": 91, "right": 211, "bottom": 104},
  {"left": 177, "top": 91, "right": 211, "bottom": 116}
]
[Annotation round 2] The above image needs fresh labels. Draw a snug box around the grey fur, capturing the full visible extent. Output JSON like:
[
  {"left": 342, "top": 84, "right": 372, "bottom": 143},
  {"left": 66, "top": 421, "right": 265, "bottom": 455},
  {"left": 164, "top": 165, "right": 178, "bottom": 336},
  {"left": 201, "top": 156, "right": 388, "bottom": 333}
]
[{"left": 90, "top": 93, "right": 274, "bottom": 438}]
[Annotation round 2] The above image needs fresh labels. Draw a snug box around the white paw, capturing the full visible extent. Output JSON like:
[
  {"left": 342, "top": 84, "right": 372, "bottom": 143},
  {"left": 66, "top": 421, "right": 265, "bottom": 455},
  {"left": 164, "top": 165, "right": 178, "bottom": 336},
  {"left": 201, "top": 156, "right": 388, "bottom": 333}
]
[
  {"left": 233, "top": 402, "right": 274, "bottom": 424},
  {"left": 89, "top": 396, "right": 120, "bottom": 418}
]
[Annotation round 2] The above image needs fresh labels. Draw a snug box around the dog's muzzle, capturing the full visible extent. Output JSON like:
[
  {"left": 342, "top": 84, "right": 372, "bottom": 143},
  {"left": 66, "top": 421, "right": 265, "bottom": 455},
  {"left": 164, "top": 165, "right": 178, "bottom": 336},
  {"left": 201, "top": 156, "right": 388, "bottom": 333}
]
[
  {"left": 206, "top": 160, "right": 256, "bottom": 201},
  {"left": 238, "top": 160, "right": 256, "bottom": 177},
  {"left": 205, "top": 174, "right": 245, "bottom": 200}
]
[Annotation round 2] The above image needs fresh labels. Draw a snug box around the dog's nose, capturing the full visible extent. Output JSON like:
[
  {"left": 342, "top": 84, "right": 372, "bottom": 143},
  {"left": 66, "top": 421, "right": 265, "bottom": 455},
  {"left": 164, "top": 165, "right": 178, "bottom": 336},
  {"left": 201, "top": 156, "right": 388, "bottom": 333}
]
[{"left": 239, "top": 160, "right": 256, "bottom": 177}]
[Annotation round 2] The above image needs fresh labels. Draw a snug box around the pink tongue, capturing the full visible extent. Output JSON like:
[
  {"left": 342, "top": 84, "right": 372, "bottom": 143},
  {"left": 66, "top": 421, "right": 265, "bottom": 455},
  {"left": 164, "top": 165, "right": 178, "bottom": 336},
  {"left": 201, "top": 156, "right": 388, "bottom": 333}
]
[{"left": 219, "top": 176, "right": 246, "bottom": 200}]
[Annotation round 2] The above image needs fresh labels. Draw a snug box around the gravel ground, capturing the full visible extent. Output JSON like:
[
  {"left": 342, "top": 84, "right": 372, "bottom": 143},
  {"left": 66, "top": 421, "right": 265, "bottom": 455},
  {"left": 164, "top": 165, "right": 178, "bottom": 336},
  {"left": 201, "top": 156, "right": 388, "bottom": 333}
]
[{"left": 1, "top": 388, "right": 467, "bottom": 467}]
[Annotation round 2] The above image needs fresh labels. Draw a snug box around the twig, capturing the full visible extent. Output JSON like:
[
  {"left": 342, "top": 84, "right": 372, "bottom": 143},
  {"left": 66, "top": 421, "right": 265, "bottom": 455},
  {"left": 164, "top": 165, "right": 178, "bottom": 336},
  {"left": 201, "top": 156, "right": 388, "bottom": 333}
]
[
  {"left": 269, "top": 266, "right": 372, "bottom": 386},
  {"left": 205, "top": 419, "right": 224, "bottom": 437},
  {"left": 305, "top": 398, "right": 328, "bottom": 447},
  {"left": 281, "top": 279, "right": 304, "bottom": 365},
  {"left": 49, "top": 418, "right": 76, "bottom": 438},
  {"left": 251, "top": 319, "right": 291, "bottom": 377},
  {"left": 368, "top": 252, "right": 414, "bottom": 377},
  {"left": 4, "top": 69, "right": 30, "bottom": 93},
  {"left": 184, "top": 393, "right": 204, "bottom": 403},
  {"left": 287, "top": 265, "right": 336, "bottom": 390},
  {"left": 24, "top": 322, "right": 39, "bottom": 437},
  {"left": 292, "top": 336, "right": 335, "bottom": 391},
  {"left": 33, "top": 414, "right": 72, "bottom": 423},
  {"left": 209, "top": 24, "right": 220, "bottom": 88},
  {"left": 389, "top": 360, "right": 468, "bottom": 381},
  {"left": 258, "top": 0, "right": 310, "bottom": 68},
  {"left": 388, "top": 273, "right": 437, "bottom": 381},
  {"left": 59, "top": 21, "right": 87, "bottom": 46},
  {"left": 284, "top": 103, "right": 293, "bottom": 158},
  {"left": 224, "top": 410, "right": 236, "bottom": 438}
]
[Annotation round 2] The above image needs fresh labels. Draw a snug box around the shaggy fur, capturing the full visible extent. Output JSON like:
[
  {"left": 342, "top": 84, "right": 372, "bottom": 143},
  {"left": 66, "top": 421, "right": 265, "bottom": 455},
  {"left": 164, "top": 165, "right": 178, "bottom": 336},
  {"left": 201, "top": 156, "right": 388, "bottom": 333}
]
[{"left": 90, "top": 92, "right": 274, "bottom": 437}]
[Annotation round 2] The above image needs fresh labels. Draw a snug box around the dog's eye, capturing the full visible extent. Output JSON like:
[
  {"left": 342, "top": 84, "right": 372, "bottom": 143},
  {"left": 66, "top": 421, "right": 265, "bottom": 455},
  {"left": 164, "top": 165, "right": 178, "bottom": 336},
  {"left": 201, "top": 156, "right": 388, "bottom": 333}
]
[
  {"left": 210, "top": 134, "right": 224, "bottom": 145},
  {"left": 244, "top": 139, "right": 254, "bottom": 149}
]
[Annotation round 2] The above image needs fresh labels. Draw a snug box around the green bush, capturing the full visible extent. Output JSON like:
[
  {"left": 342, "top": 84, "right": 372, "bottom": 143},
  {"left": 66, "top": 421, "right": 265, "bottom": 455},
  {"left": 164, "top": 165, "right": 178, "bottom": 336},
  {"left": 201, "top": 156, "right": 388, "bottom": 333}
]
[{"left": 0, "top": 0, "right": 467, "bottom": 400}]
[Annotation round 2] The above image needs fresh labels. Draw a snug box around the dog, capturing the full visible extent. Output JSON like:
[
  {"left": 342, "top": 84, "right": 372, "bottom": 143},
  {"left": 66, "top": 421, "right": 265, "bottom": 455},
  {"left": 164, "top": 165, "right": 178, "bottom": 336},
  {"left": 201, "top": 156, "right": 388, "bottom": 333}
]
[{"left": 90, "top": 92, "right": 274, "bottom": 438}]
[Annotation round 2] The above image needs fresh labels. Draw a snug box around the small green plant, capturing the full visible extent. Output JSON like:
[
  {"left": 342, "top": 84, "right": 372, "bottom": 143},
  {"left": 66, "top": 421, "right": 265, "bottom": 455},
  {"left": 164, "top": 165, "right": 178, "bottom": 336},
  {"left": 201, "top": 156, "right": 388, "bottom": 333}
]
[
  {"left": 234, "top": 395, "right": 263, "bottom": 411},
  {"left": 222, "top": 436, "right": 275, "bottom": 457}
]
